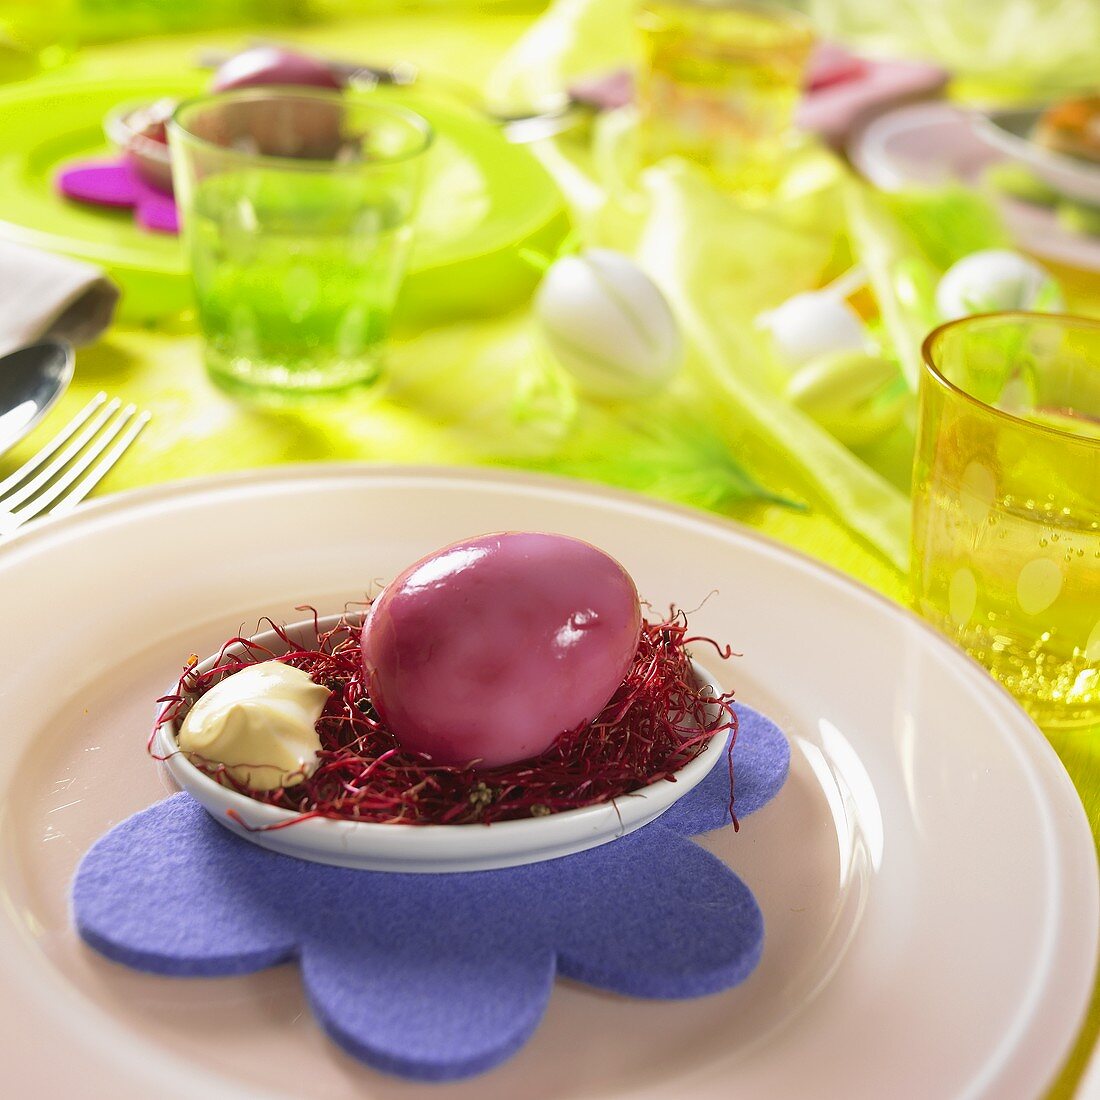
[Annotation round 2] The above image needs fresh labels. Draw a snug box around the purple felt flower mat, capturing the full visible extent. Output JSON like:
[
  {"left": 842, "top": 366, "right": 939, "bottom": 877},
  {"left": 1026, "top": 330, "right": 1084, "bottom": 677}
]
[
  {"left": 73, "top": 703, "right": 789, "bottom": 1082},
  {"left": 57, "top": 158, "right": 179, "bottom": 234}
]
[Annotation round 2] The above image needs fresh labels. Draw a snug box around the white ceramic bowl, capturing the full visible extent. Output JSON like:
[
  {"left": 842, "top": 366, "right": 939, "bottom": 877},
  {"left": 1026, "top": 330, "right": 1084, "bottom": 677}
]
[
  {"left": 103, "top": 99, "right": 175, "bottom": 193},
  {"left": 154, "top": 615, "right": 729, "bottom": 873},
  {"left": 973, "top": 107, "right": 1100, "bottom": 205}
]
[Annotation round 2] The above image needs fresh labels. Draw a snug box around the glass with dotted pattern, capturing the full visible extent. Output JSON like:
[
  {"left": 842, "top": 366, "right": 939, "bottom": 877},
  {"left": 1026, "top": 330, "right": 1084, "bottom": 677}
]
[
  {"left": 913, "top": 312, "right": 1100, "bottom": 729},
  {"left": 170, "top": 89, "right": 431, "bottom": 394}
]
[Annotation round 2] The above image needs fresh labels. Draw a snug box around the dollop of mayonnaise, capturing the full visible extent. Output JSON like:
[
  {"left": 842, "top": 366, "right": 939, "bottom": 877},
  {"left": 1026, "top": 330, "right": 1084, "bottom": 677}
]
[{"left": 177, "top": 662, "right": 331, "bottom": 791}]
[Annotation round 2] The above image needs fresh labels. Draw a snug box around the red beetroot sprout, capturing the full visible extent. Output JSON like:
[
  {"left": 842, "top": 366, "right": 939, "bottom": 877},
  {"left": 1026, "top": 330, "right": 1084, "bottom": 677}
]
[{"left": 152, "top": 606, "right": 738, "bottom": 826}]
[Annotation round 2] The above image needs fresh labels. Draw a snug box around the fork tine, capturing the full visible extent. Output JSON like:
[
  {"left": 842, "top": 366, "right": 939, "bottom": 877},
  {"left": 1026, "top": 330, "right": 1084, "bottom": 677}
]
[
  {"left": 9, "top": 403, "right": 137, "bottom": 526},
  {"left": 0, "top": 392, "right": 108, "bottom": 497},
  {"left": 47, "top": 410, "right": 151, "bottom": 519},
  {"left": 0, "top": 396, "right": 120, "bottom": 509}
]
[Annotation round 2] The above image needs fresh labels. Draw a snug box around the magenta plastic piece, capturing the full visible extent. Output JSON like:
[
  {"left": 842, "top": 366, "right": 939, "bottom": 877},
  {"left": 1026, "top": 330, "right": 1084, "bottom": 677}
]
[{"left": 57, "top": 157, "right": 179, "bottom": 235}]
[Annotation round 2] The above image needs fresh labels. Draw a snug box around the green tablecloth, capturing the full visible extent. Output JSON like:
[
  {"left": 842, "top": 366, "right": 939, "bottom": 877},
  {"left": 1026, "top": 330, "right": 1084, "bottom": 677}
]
[{"left": 3, "top": 5, "right": 1098, "bottom": 1095}]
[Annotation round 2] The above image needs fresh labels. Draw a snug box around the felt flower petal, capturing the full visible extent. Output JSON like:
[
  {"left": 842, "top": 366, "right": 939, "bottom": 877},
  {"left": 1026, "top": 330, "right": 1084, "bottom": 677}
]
[
  {"left": 552, "top": 827, "right": 762, "bottom": 997},
  {"left": 301, "top": 929, "right": 555, "bottom": 1082},
  {"left": 657, "top": 703, "right": 790, "bottom": 836},
  {"left": 57, "top": 160, "right": 139, "bottom": 207},
  {"left": 727, "top": 704, "right": 793, "bottom": 817},
  {"left": 73, "top": 794, "right": 298, "bottom": 976},
  {"left": 56, "top": 157, "right": 181, "bottom": 235},
  {"left": 135, "top": 190, "right": 180, "bottom": 234}
]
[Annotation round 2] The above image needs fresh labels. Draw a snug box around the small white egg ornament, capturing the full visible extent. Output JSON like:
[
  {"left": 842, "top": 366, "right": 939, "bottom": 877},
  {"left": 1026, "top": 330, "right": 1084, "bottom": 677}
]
[
  {"left": 535, "top": 249, "right": 682, "bottom": 400},
  {"left": 936, "top": 250, "right": 1064, "bottom": 321},
  {"left": 177, "top": 662, "right": 330, "bottom": 791},
  {"left": 786, "top": 349, "right": 907, "bottom": 446},
  {"left": 756, "top": 291, "right": 870, "bottom": 371}
]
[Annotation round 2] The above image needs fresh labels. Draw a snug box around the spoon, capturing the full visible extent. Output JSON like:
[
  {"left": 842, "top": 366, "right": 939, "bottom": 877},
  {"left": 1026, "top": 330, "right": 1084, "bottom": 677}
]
[{"left": 0, "top": 340, "right": 74, "bottom": 457}]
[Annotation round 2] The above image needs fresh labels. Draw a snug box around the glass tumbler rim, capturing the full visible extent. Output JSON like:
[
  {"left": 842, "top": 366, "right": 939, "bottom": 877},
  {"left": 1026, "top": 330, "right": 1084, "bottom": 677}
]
[
  {"left": 920, "top": 310, "right": 1100, "bottom": 449},
  {"left": 168, "top": 86, "right": 434, "bottom": 172},
  {"left": 637, "top": 0, "right": 815, "bottom": 40}
]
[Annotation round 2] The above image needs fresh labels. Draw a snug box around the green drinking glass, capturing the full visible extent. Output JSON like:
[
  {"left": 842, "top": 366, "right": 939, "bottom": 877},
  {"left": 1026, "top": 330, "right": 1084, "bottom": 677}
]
[{"left": 170, "top": 88, "right": 432, "bottom": 394}]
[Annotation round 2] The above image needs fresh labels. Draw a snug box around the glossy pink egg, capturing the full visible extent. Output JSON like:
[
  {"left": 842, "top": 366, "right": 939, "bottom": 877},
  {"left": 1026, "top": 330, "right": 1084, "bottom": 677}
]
[
  {"left": 362, "top": 532, "right": 642, "bottom": 769},
  {"left": 211, "top": 47, "right": 343, "bottom": 92}
]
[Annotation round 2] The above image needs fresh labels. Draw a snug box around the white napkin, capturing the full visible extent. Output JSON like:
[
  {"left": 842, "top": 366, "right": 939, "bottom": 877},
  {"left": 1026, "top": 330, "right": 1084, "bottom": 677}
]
[{"left": 0, "top": 240, "right": 119, "bottom": 355}]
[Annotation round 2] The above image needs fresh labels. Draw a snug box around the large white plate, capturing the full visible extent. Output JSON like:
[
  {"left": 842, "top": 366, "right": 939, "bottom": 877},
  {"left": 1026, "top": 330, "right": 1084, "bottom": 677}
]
[
  {"left": 0, "top": 465, "right": 1095, "bottom": 1100},
  {"left": 848, "top": 100, "right": 1100, "bottom": 274},
  {"left": 975, "top": 108, "right": 1100, "bottom": 207}
]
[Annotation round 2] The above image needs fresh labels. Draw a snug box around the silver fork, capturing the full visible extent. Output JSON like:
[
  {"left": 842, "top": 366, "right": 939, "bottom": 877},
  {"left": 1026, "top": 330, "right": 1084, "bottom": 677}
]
[{"left": 0, "top": 392, "right": 150, "bottom": 536}]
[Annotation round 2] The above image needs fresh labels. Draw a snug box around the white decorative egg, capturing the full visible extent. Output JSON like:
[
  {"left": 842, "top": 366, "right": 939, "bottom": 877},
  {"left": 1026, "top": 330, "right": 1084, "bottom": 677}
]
[
  {"left": 786, "top": 349, "right": 907, "bottom": 446},
  {"left": 756, "top": 292, "right": 869, "bottom": 370},
  {"left": 935, "top": 250, "right": 1063, "bottom": 321},
  {"left": 535, "top": 249, "right": 682, "bottom": 400}
]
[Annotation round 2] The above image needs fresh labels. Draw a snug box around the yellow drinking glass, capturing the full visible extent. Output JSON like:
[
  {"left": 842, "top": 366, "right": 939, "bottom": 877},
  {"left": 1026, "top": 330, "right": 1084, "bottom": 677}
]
[
  {"left": 912, "top": 312, "right": 1100, "bottom": 729},
  {"left": 636, "top": 0, "right": 814, "bottom": 195}
]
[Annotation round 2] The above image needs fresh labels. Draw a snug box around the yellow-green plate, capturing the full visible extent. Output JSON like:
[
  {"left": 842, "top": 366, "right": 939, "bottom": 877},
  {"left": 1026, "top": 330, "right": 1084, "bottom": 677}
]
[{"left": 0, "top": 76, "right": 567, "bottom": 323}]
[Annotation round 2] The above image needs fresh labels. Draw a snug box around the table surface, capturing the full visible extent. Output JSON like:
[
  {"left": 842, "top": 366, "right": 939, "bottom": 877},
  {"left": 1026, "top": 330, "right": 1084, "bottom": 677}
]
[{"left": 2, "top": 5, "right": 1098, "bottom": 1097}]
